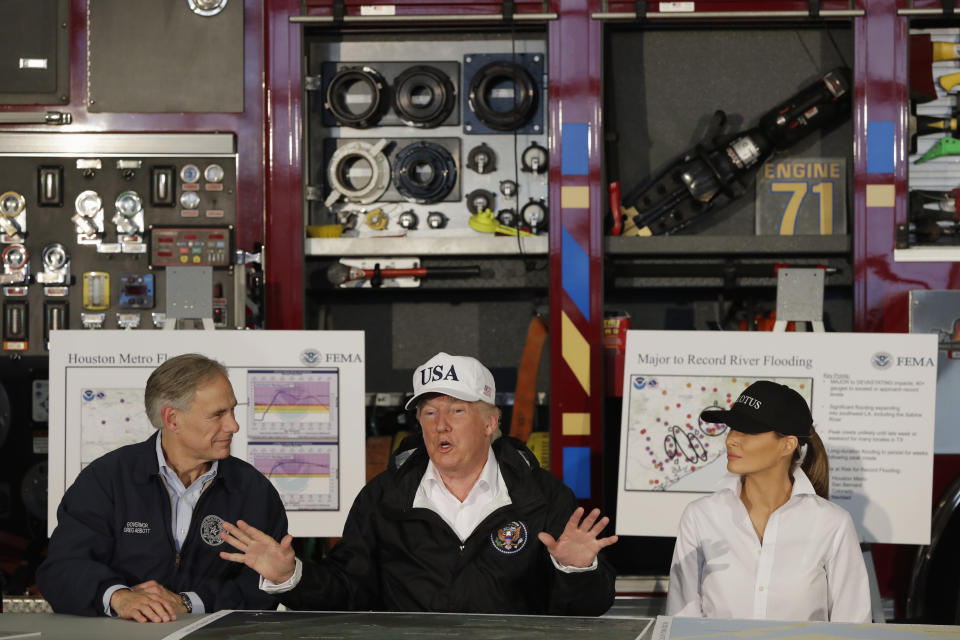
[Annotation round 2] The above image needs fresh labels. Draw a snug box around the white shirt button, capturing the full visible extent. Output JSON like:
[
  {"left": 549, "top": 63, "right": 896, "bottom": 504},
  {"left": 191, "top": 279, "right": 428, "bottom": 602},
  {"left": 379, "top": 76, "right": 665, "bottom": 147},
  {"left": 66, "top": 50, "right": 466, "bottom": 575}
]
[{"left": 759, "top": 586, "right": 765, "bottom": 592}]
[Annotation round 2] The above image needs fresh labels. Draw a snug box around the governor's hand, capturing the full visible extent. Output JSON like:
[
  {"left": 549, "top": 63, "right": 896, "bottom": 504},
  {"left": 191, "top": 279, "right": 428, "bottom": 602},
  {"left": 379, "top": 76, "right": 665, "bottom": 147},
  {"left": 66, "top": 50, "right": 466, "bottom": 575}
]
[
  {"left": 110, "top": 587, "right": 176, "bottom": 623},
  {"left": 219, "top": 519, "right": 296, "bottom": 584},
  {"left": 130, "top": 580, "right": 187, "bottom": 614},
  {"left": 537, "top": 507, "right": 619, "bottom": 568}
]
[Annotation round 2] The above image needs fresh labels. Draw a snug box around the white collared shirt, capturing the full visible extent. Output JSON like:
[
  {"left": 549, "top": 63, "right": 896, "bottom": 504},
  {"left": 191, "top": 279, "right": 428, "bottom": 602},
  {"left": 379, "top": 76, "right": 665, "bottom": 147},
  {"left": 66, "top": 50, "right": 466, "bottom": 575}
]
[
  {"left": 666, "top": 469, "right": 871, "bottom": 623},
  {"left": 412, "top": 446, "right": 511, "bottom": 542}
]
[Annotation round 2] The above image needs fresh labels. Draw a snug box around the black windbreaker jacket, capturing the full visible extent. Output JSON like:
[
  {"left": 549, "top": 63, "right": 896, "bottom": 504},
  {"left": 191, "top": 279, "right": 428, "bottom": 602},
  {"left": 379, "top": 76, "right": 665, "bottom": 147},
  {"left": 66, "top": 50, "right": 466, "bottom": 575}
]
[
  {"left": 37, "top": 432, "right": 287, "bottom": 616},
  {"left": 278, "top": 435, "right": 616, "bottom": 615}
]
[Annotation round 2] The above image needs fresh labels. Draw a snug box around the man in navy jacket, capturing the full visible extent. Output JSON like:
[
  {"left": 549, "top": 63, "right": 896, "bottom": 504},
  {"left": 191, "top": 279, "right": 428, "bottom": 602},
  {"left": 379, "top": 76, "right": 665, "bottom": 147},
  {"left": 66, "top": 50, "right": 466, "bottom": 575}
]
[
  {"left": 218, "top": 352, "right": 618, "bottom": 615},
  {"left": 37, "top": 354, "right": 287, "bottom": 622}
]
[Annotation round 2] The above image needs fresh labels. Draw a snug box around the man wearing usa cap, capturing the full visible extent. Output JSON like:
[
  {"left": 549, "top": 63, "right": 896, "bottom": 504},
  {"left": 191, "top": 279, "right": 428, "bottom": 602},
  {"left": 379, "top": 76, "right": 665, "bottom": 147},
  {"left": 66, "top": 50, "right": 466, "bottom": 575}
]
[{"left": 218, "top": 352, "right": 618, "bottom": 615}]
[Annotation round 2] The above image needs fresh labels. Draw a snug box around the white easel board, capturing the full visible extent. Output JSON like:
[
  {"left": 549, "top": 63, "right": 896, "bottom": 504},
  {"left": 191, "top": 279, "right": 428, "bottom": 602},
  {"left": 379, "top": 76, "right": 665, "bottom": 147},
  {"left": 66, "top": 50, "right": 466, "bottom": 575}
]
[
  {"left": 48, "top": 330, "right": 365, "bottom": 538},
  {"left": 616, "top": 330, "right": 938, "bottom": 545}
]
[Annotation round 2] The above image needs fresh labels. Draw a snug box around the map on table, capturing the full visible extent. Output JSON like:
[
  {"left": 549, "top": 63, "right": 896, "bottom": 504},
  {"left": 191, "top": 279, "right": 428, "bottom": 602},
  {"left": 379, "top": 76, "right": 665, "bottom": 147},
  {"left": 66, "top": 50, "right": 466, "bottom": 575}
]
[{"left": 161, "top": 610, "right": 655, "bottom": 640}]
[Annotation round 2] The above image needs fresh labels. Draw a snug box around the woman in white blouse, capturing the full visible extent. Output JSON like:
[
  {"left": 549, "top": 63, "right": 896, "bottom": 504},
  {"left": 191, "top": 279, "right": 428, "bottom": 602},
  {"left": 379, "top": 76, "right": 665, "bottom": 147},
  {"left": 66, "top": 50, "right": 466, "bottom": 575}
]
[{"left": 666, "top": 380, "right": 870, "bottom": 623}]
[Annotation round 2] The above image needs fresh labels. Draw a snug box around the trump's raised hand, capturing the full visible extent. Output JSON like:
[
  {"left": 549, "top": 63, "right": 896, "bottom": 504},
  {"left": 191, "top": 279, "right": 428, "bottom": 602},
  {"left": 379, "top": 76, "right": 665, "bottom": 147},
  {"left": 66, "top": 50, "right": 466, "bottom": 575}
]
[
  {"left": 537, "top": 507, "right": 618, "bottom": 568},
  {"left": 218, "top": 519, "right": 296, "bottom": 584}
]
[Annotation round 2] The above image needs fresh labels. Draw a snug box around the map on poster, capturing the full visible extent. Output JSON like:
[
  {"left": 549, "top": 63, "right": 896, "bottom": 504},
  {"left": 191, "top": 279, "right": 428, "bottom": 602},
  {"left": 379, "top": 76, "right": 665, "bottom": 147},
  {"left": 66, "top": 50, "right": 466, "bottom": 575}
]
[
  {"left": 623, "top": 374, "right": 811, "bottom": 492},
  {"left": 79, "top": 387, "right": 153, "bottom": 467}
]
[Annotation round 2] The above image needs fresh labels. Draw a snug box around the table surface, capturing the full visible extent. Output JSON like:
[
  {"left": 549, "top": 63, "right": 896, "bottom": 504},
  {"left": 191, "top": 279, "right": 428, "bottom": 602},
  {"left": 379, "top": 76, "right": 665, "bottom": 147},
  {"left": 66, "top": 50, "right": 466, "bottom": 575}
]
[
  {"left": 0, "top": 612, "right": 202, "bottom": 640},
  {"left": 0, "top": 611, "right": 656, "bottom": 640}
]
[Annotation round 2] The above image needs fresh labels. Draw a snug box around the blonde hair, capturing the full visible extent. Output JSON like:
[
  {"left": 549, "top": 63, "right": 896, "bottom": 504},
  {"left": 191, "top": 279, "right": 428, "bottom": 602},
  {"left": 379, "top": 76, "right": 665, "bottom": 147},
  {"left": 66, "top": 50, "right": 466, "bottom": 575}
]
[{"left": 144, "top": 354, "right": 228, "bottom": 429}]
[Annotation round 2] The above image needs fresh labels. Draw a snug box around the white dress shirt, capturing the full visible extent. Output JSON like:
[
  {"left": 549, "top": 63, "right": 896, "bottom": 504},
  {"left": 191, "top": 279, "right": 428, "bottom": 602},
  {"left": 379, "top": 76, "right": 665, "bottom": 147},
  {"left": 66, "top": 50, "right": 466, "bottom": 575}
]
[
  {"left": 412, "top": 446, "right": 512, "bottom": 541},
  {"left": 262, "top": 445, "right": 594, "bottom": 594},
  {"left": 667, "top": 468, "right": 871, "bottom": 623}
]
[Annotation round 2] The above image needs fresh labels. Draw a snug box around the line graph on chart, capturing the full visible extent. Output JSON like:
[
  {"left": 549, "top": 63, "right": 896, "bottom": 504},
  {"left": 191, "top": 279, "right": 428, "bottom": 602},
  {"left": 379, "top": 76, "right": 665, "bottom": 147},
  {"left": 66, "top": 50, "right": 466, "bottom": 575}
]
[{"left": 247, "top": 369, "right": 339, "bottom": 441}]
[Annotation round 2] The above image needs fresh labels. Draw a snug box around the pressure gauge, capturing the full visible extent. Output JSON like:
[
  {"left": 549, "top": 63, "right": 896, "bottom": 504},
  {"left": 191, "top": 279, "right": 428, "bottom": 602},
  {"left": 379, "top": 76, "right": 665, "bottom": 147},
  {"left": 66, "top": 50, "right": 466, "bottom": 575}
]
[
  {"left": 497, "top": 208, "right": 518, "bottom": 227},
  {"left": 115, "top": 191, "right": 143, "bottom": 218},
  {"left": 0, "top": 191, "right": 25, "bottom": 218},
  {"left": 426, "top": 211, "right": 448, "bottom": 229},
  {"left": 179, "top": 191, "right": 201, "bottom": 209},
  {"left": 203, "top": 163, "right": 225, "bottom": 183},
  {"left": 521, "top": 142, "right": 548, "bottom": 174},
  {"left": 466, "top": 144, "right": 497, "bottom": 174},
  {"left": 42, "top": 243, "right": 68, "bottom": 270},
  {"left": 398, "top": 210, "right": 419, "bottom": 230},
  {"left": 188, "top": 0, "right": 228, "bottom": 16},
  {"left": 2, "top": 244, "right": 27, "bottom": 270},
  {"left": 74, "top": 190, "right": 102, "bottom": 218},
  {"left": 180, "top": 164, "right": 200, "bottom": 184},
  {"left": 466, "top": 189, "right": 495, "bottom": 215},
  {"left": 521, "top": 199, "right": 548, "bottom": 231}
]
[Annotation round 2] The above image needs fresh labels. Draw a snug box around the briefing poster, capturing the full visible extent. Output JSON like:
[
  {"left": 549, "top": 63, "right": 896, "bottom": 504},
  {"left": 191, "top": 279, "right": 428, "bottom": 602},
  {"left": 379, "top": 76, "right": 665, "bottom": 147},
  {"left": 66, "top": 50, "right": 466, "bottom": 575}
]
[
  {"left": 48, "top": 330, "right": 365, "bottom": 538},
  {"left": 616, "top": 330, "right": 938, "bottom": 545}
]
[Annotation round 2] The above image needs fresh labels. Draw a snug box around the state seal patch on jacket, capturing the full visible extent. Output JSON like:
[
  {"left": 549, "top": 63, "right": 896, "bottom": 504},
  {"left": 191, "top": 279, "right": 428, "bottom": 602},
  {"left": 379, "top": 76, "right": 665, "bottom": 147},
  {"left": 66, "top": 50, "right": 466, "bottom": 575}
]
[
  {"left": 491, "top": 521, "right": 527, "bottom": 554},
  {"left": 200, "top": 514, "right": 225, "bottom": 546}
]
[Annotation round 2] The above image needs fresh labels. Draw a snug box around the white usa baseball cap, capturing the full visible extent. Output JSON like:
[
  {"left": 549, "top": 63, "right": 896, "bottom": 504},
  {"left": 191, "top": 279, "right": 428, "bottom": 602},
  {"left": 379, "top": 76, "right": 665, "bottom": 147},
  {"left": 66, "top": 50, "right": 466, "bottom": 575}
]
[{"left": 405, "top": 352, "right": 496, "bottom": 410}]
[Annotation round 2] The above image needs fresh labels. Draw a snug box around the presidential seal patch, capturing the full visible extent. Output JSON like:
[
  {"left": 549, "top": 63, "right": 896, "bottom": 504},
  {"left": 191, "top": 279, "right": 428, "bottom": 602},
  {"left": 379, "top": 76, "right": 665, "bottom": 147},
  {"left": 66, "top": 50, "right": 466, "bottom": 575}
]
[
  {"left": 491, "top": 521, "right": 528, "bottom": 554},
  {"left": 200, "top": 514, "right": 225, "bottom": 546}
]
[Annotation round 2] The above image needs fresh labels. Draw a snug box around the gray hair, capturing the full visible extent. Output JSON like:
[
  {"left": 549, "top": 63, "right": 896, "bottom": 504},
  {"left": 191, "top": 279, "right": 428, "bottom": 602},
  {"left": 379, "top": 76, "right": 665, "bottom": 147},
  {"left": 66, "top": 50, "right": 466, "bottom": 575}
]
[{"left": 144, "top": 353, "right": 228, "bottom": 429}]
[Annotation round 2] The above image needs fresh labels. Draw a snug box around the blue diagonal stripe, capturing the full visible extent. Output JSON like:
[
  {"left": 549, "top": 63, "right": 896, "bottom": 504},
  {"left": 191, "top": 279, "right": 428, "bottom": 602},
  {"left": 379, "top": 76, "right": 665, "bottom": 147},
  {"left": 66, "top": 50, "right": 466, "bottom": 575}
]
[{"left": 562, "top": 226, "right": 590, "bottom": 322}]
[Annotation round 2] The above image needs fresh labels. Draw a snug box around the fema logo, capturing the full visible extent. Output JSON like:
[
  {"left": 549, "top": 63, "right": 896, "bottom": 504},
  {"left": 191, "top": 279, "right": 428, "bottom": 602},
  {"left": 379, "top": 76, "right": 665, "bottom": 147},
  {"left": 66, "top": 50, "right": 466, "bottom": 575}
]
[
  {"left": 871, "top": 351, "right": 892, "bottom": 370},
  {"left": 200, "top": 514, "right": 225, "bottom": 546},
  {"left": 490, "top": 521, "right": 528, "bottom": 555},
  {"left": 300, "top": 349, "right": 321, "bottom": 366}
]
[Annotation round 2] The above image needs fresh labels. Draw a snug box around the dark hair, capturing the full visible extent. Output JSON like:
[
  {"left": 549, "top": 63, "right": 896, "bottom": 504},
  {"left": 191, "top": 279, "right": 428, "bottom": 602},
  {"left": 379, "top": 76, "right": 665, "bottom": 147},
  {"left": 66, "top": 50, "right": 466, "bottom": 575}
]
[{"left": 780, "top": 427, "right": 829, "bottom": 499}]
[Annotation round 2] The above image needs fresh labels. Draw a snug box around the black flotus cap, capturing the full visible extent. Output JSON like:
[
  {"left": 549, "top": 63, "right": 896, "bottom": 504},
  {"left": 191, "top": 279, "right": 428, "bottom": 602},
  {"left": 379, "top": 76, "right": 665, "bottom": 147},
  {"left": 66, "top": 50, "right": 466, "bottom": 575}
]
[{"left": 699, "top": 380, "right": 812, "bottom": 438}]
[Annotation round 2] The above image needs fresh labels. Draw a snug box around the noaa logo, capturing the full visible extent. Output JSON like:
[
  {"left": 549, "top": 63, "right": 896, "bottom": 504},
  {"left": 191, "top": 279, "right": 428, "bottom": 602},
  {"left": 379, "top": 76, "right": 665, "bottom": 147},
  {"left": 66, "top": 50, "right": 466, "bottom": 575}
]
[
  {"left": 82, "top": 389, "right": 95, "bottom": 401},
  {"left": 300, "top": 349, "right": 321, "bottom": 366},
  {"left": 200, "top": 514, "right": 225, "bottom": 546},
  {"left": 871, "top": 351, "right": 892, "bottom": 370},
  {"left": 490, "top": 521, "right": 528, "bottom": 555},
  {"left": 633, "top": 377, "right": 658, "bottom": 390}
]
